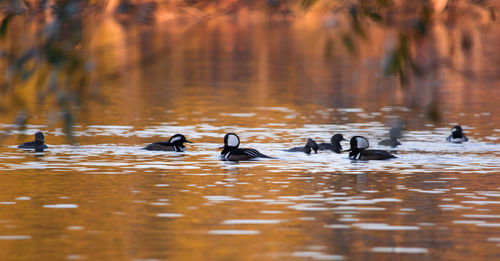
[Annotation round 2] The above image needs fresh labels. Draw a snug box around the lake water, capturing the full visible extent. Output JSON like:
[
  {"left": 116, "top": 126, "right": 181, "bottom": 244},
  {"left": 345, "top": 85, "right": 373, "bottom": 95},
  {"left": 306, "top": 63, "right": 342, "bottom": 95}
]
[{"left": 1, "top": 12, "right": 499, "bottom": 261}]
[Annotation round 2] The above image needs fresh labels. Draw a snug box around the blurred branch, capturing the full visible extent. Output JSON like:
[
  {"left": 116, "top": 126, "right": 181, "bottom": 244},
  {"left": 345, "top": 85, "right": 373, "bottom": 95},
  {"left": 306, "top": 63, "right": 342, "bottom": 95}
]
[{"left": 0, "top": 0, "right": 97, "bottom": 142}]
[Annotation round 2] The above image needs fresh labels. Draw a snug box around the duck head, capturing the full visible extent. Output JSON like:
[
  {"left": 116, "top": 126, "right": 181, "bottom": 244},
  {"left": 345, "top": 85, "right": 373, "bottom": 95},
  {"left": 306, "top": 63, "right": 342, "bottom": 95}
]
[
  {"left": 331, "top": 134, "right": 347, "bottom": 143},
  {"left": 169, "top": 134, "right": 192, "bottom": 148},
  {"left": 349, "top": 136, "right": 369, "bottom": 159},
  {"left": 221, "top": 133, "right": 240, "bottom": 155},
  {"left": 349, "top": 136, "right": 369, "bottom": 151},
  {"left": 451, "top": 125, "right": 464, "bottom": 138},
  {"left": 389, "top": 127, "right": 403, "bottom": 140},
  {"left": 34, "top": 132, "right": 45, "bottom": 144}
]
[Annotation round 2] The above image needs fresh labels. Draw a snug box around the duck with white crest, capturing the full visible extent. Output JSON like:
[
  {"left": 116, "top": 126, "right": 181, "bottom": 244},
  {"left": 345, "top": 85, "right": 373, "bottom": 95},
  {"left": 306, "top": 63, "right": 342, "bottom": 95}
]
[
  {"left": 446, "top": 125, "right": 468, "bottom": 143},
  {"left": 220, "top": 133, "right": 274, "bottom": 161},
  {"left": 349, "top": 136, "right": 396, "bottom": 160},
  {"left": 144, "top": 134, "right": 192, "bottom": 151}
]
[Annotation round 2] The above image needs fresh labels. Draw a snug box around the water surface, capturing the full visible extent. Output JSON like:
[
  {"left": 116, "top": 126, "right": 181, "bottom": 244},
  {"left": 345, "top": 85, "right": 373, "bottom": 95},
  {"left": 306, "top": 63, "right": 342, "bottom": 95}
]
[{"left": 1, "top": 13, "right": 499, "bottom": 261}]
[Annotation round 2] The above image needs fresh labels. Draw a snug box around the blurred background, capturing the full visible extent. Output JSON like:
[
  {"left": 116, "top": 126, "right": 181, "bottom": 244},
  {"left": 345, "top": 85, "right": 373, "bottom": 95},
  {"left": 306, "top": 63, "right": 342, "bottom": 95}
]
[{"left": 1, "top": 0, "right": 498, "bottom": 141}]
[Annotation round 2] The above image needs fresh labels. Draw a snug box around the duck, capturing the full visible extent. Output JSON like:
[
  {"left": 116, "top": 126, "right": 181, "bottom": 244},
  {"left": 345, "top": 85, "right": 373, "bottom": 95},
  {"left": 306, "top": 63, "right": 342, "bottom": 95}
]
[
  {"left": 318, "top": 134, "right": 347, "bottom": 153},
  {"left": 446, "top": 125, "right": 468, "bottom": 143},
  {"left": 220, "top": 133, "right": 273, "bottom": 161},
  {"left": 378, "top": 127, "right": 403, "bottom": 148},
  {"left": 18, "top": 132, "right": 48, "bottom": 152},
  {"left": 144, "top": 134, "right": 192, "bottom": 151},
  {"left": 348, "top": 136, "right": 396, "bottom": 160},
  {"left": 285, "top": 138, "right": 318, "bottom": 154}
]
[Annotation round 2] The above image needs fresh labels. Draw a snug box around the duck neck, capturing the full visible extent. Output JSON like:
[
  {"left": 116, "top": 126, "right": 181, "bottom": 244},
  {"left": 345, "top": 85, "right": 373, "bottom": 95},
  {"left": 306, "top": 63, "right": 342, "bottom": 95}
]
[
  {"left": 221, "top": 146, "right": 236, "bottom": 156},
  {"left": 349, "top": 148, "right": 363, "bottom": 159}
]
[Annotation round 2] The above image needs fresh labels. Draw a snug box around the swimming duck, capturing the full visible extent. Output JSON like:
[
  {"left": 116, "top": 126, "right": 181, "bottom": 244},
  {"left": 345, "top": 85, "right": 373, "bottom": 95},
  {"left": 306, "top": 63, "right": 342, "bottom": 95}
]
[
  {"left": 349, "top": 136, "right": 396, "bottom": 160},
  {"left": 18, "top": 132, "right": 48, "bottom": 152},
  {"left": 318, "top": 134, "right": 347, "bottom": 153},
  {"left": 220, "top": 133, "right": 273, "bottom": 161},
  {"left": 446, "top": 125, "right": 468, "bottom": 143},
  {"left": 285, "top": 138, "right": 318, "bottom": 154},
  {"left": 144, "top": 134, "right": 192, "bottom": 151},
  {"left": 378, "top": 127, "right": 403, "bottom": 148}
]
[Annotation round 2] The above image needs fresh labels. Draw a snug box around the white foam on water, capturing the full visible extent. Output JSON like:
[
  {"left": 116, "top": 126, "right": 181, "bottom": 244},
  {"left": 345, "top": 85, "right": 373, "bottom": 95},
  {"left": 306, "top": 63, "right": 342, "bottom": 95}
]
[
  {"left": 371, "top": 247, "right": 428, "bottom": 254},
  {"left": 43, "top": 204, "right": 78, "bottom": 208},
  {"left": 220, "top": 113, "right": 256, "bottom": 117},
  {"left": 260, "top": 210, "right": 283, "bottom": 214},
  {"left": 0, "top": 235, "right": 31, "bottom": 240},
  {"left": 476, "top": 223, "right": 500, "bottom": 227},
  {"left": 292, "top": 251, "right": 344, "bottom": 260},
  {"left": 67, "top": 226, "right": 84, "bottom": 230},
  {"left": 208, "top": 230, "right": 260, "bottom": 235},
  {"left": 222, "top": 219, "right": 284, "bottom": 225},
  {"left": 462, "top": 214, "right": 500, "bottom": 218},
  {"left": 353, "top": 223, "right": 420, "bottom": 231},
  {"left": 453, "top": 220, "right": 485, "bottom": 224},
  {"left": 204, "top": 196, "right": 240, "bottom": 201},
  {"left": 462, "top": 201, "right": 500, "bottom": 205},
  {"left": 324, "top": 224, "right": 351, "bottom": 229},
  {"left": 156, "top": 213, "right": 183, "bottom": 218}
]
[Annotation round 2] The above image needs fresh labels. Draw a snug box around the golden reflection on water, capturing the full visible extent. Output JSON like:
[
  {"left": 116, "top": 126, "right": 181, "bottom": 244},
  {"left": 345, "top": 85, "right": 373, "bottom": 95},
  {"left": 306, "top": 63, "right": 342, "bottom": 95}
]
[{"left": 1, "top": 9, "right": 500, "bottom": 261}]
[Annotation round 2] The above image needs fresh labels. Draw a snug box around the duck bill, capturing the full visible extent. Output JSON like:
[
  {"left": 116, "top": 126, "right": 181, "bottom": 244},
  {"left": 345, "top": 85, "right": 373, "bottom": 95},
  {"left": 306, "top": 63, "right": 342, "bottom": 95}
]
[
  {"left": 185, "top": 140, "right": 193, "bottom": 143},
  {"left": 218, "top": 146, "right": 224, "bottom": 149}
]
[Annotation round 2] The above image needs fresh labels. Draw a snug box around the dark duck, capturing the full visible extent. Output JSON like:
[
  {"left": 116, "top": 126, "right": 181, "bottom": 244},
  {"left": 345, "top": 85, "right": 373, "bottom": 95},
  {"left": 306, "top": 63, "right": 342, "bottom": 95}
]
[
  {"left": 18, "top": 132, "right": 48, "bottom": 152},
  {"left": 220, "top": 133, "right": 273, "bottom": 161},
  {"left": 144, "top": 134, "right": 192, "bottom": 151},
  {"left": 446, "top": 125, "right": 468, "bottom": 143},
  {"left": 318, "top": 134, "right": 347, "bottom": 153},
  {"left": 285, "top": 138, "right": 318, "bottom": 154},
  {"left": 378, "top": 127, "right": 403, "bottom": 148},
  {"left": 349, "top": 136, "right": 396, "bottom": 160}
]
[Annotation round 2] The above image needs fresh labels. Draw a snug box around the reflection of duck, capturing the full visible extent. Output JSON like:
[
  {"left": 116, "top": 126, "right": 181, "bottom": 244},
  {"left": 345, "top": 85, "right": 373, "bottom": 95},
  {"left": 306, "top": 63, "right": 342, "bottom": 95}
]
[
  {"left": 144, "top": 134, "right": 192, "bottom": 151},
  {"left": 446, "top": 125, "right": 468, "bottom": 143},
  {"left": 318, "top": 134, "right": 347, "bottom": 153},
  {"left": 379, "top": 127, "right": 403, "bottom": 148},
  {"left": 349, "top": 136, "right": 396, "bottom": 160},
  {"left": 285, "top": 138, "right": 318, "bottom": 154},
  {"left": 220, "top": 133, "right": 273, "bottom": 161},
  {"left": 18, "top": 132, "right": 48, "bottom": 152}
]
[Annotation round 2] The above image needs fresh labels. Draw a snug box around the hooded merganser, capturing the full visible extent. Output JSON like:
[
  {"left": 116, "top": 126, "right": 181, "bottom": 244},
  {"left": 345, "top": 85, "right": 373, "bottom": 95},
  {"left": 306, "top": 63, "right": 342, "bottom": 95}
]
[
  {"left": 220, "top": 133, "right": 273, "bottom": 161},
  {"left": 18, "top": 132, "right": 48, "bottom": 152},
  {"left": 318, "top": 134, "right": 347, "bottom": 153},
  {"left": 349, "top": 136, "right": 396, "bottom": 160},
  {"left": 144, "top": 134, "right": 192, "bottom": 151},
  {"left": 285, "top": 138, "right": 319, "bottom": 154},
  {"left": 378, "top": 127, "right": 403, "bottom": 148},
  {"left": 446, "top": 125, "right": 468, "bottom": 143}
]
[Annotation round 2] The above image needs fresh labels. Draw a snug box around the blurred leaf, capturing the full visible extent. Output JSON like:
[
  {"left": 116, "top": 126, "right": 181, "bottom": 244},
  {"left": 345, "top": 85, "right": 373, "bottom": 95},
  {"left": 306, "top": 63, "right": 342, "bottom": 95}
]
[
  {"left": 427, "top": 101, "right": 441, "bottom": 122},
  {"left": 383, "top": 51, "right": 399, "bottom": 76},
  {"left": 413, "top": 19, "right": 427, "bottom": 38},
  {"left": 364, "top": 10, "right": 383, "bottom": 22},
  {"left": 0, "top": 14, "right": 14, "bottom": 38},
  {"left": 461, "top": 33, "right": 472, "bottom": 52},
  {"left": 341, "top": 34, "right": 356, "bottom": 54},
  {"left": 301, "top": 0, "right": 318, "bottom": 10},
  {"left": 349, "top": 5, "right": 366, "bottom": 38}
]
